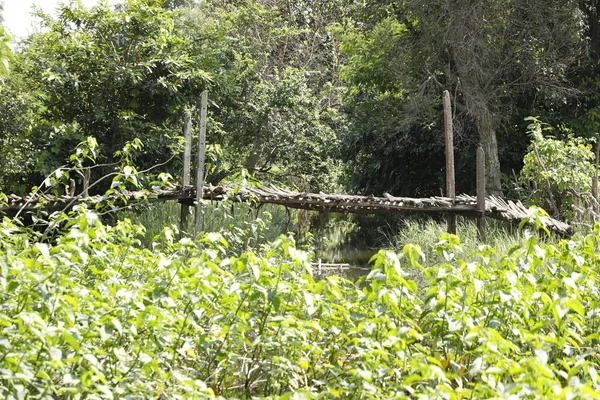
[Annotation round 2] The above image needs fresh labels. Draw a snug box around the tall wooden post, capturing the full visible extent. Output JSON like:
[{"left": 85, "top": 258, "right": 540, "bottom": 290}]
[
  {"left": 82, "top": 168, "right": 90, "bottom": 198},
  {"left": 593, "top": 135, "right": 599, "bottom": 222},
  {"left": 194, "top": 90, "right": 208, "bottom": 237},
  {"left": 443, "top": 90, "right": 456, "bottom": 234},
  {"left": 69, "top": 178, "right": 76, "bottom": 197},
  {"left": 179, "top": 111, "right": 192, "bottom": 233},
  {"left": 476, "top": 146, "right": 486, "bottom": 241}
]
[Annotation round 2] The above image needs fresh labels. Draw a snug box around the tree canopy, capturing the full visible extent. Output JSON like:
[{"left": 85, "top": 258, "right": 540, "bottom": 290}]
[{"left": 1, "top": 0, "right": 599, "bottom": 205}]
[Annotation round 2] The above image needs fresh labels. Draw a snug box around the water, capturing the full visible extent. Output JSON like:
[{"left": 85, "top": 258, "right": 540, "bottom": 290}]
[{"left": 310, "top": 213, "right": 385, "bottom": 281}]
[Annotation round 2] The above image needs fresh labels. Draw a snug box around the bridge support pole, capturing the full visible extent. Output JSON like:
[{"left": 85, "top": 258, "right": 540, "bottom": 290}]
[
  {"left": 477, "top": 146, "right": 486, "bottom": 241},
  {"left": 194, "top": 90, "right": 208, "bottom": 237},
  {"left": 82, "top": 168, "right": 90, "bottom": 198},
  {"left": 443, "top": 90, "right": 456, "bottom": 234},
  {"left": 179, "top": 111, "right": 192, "bottom": 234}
]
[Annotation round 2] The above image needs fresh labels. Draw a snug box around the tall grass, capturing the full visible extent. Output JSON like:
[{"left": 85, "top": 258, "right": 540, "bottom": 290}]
[
  {"left": 120, "top": 200, "right": 308, "bottom": 250},
  {"left": 121, "top": 202, "right": 558, "bottom": 278},
  {"left": 387, "top": 217, "right": 552, "bottom": 261},
  {"left": 119, "top": 201, "right": 182, "bottom": 244},
  {"left": 384, "top": 217, "right": 561, "bottom": 287}
]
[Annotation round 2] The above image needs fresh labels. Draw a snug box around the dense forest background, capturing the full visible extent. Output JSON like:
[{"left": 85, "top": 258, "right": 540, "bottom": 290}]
[{"left": 1, "top": 0, "right": 600, "bottom": 216}]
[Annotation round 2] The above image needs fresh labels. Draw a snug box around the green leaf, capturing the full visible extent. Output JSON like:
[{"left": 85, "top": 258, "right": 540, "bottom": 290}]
[{"left": 565, "top": 298, "right": 585, "bottom": 317}]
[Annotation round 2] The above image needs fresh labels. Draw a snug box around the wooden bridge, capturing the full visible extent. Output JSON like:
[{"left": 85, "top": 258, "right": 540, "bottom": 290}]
[
  {"left": 0, "top": 184, "right": 572, "bottom": 235},
  {"left": 0, "top": 90, "right": 574, "bottom": 238}
]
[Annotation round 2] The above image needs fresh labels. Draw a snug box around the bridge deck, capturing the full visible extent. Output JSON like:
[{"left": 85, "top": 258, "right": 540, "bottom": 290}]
[{"left": 1, "top": 185, "right": 571, "bottom": 235}]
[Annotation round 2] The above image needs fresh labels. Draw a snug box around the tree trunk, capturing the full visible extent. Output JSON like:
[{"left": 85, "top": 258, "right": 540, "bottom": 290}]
[
  {"left": 581, "top": 0, "right": 600, "bottom": 69},
  {"left": 245, "top": 116, "right": 269, "bottom": 175},
  {"left": 474, "top": 103, "right": 503, "bottom": 195},
  {"left": 452, "top": 71, "right": 504, "bottom": 195},
  {"left": 444, "top": 0, "right": 504, "bottom": 196},
  {"left": 245, "top": 137, "right": 263, "bottom": 173}
]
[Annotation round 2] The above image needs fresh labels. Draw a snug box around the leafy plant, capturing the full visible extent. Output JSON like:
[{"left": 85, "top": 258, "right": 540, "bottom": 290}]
[
  {"left": 11, "top": 0, "right": 210, "bottom": 188},
  {"left": 2, "top": 194, "right": 600, "bottom": 398},
  {"left": 520, "top": 117, "right": 596, "bottom": 220},
  {"left": 0, "top": 25, "right": 13, "bottom": 81}
]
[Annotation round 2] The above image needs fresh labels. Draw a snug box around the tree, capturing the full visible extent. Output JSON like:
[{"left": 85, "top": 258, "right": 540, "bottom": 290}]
[
  {"left": 1, "top": 0, "right": 347, "bottom": 193},
  {"left": 409, "top": 0, "right": 583, "bottom": 193},
  {"left": 182, "top": 0, "right": 345, "bottom": 191},
  {"left": 0, "top": 26, "right": 12, "bottom": 81},
  {"left": 163, "top": 0, "right": 197, "bottom": 9},
  {"left": 335, "top": 0, "right": 583, "bottom": 196},
  {"left": 13, "top": 0, "right": 209, "bottom": 184},
  {"left": 333, "top": 17, "right": 450, "bottom": 196},
  {"left": 0, "top": 71, "right": 39, "bottom": 193},
  {"left": 538, "top": 1, "right": 600, "bottom": 139}
]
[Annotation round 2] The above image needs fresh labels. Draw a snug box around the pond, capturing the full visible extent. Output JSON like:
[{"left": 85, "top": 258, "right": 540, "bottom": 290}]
[{"left": 310, "top": 212, "right": 386, "bottom": 281}]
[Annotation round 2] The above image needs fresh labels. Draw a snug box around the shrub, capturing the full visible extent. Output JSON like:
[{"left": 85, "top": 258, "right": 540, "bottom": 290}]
[
  {"left": 2, "top": 206, "right": 600, "bottom": 398},
  {"left": 520, "top": 117, "right": 595, "bottom": 220}
]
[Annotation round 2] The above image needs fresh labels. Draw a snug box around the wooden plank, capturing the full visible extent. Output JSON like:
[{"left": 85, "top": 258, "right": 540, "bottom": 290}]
[
  {"left": 180, "top": 111, "right": 192, "bottom": 233},
  {"left": 443, "top": 90, "right": 456, "bottom": 234},
  {"left": 181, "top": 112, "right": 193, "bottom": 188},
  {"left": 194, "top": 90, "right": 208, "bottom": 237}
]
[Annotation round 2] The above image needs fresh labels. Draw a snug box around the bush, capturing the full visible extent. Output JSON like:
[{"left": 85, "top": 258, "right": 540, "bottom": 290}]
[
  {"left": 520, "top": 117, "right": 596, "bottom": 220},
  {"left": 2, "top": 206, "right": 600, "bottom": 398}
]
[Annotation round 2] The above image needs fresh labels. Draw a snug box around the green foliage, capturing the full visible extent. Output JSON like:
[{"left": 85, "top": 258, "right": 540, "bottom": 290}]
[
  {"left": 389, "top": 217, "right": 544, "bottom": 266},
  {"left": 12, "top": 0, "right": 209, "bottom": 183},
  {"left": 332, "top": 0, "right": 586, "bottom": 195},
  {"left": 0, "top": 73, "right": 40, "bottom": 193},
  {"left": 186, "top": 0, "right": 344, "bottom": 191},
  {"left": 122, "top": 200, "right": 300, "bottom": 251},
  {"left": 3, "top": 199, "right": 600, "bottom": 397},
  {"left": 2, "top": 0, "right": 345, "bottom": 193},
  {"left": 0, "top": 25, "right": 12, "bottom": 81},
  {"left": 332, "top": 14, "right": 465, "bottom": 197},
  {"left": 332, "top": 17, "right": 406, "bottom": 92},
  {"left": 3, "top": 0, "right": 600, "bottom": 202},
  {"left": 215, "top": 65, "right": 340, "bottom": 190},
  {"left": 520, "top": 117, "right": 595, "bottom": 219}
]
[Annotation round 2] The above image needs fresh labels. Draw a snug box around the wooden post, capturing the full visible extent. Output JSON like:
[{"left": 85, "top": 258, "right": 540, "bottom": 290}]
[
  {"left": 82, "top": 168, "right": 90, "bottom": 198},
  {"left": 443, "top": 90, "right": 456, "bottom": 234},
  {"left": 68, "top": 178, "right": 76, "bottom": 197},
  {"left": 593, "top": 134, "right": 599, "bottom": 222},
  {"left": 179, "top": 111, "right": 193, "bottom": 233},
  {"left": 194, "top": 90, "right": 208, "bottom": 237},
  {"left": 476, "top": 146, "right": 486, "bottom": 241}
]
